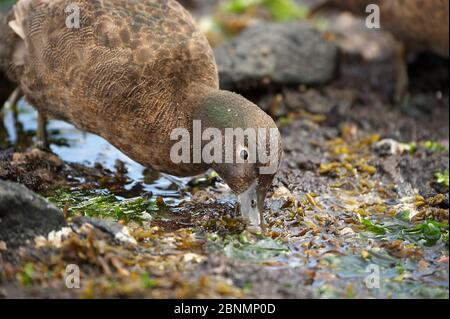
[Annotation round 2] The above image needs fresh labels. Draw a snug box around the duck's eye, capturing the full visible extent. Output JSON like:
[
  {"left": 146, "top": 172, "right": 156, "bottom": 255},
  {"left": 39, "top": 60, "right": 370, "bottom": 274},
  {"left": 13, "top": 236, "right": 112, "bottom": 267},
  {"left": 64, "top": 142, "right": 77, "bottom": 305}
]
[
  {"left": 251, "top": 199, "right": 257, "bottom": 208},
  {"left": 240, "top": 149, "right": 249, "bottom": 161}
]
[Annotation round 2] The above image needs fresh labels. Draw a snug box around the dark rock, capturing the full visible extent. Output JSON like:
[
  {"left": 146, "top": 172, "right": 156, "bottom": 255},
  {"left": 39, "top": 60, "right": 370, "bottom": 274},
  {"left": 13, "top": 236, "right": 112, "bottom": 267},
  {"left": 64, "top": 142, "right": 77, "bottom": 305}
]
[
  {"left": 215, "top": 22, "right": 338, "bottom": 90},
  {"left": 0, "top": 180, "right": 66, "bottom": 247}
]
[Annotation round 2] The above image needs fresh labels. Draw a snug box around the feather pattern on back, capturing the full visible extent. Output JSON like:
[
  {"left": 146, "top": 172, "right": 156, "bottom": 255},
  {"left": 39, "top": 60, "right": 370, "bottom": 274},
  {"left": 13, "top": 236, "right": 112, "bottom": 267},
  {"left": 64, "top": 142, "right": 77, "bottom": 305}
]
[{"left": 5, "top": 0, "right": 219, "bottom": 175}]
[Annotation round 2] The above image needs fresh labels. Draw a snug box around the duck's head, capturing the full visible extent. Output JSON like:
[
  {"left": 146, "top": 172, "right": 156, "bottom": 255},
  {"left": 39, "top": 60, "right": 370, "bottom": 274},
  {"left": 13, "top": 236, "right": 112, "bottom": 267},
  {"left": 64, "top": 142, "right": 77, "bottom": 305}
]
[{"left": 193, "top": 90, "right": 283, "bottom": 230}]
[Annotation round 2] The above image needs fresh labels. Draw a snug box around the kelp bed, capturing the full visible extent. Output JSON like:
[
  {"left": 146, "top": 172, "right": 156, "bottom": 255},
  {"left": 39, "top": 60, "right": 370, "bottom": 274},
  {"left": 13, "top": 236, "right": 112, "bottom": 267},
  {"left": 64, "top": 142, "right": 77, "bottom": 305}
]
[{"left": 0, "top": 0, "right": 449, "bottom": 299}]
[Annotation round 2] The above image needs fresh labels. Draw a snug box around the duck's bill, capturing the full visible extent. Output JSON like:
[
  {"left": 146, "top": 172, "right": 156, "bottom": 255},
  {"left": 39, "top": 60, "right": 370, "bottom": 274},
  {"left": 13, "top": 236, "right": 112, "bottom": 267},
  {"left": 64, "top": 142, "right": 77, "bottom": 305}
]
[{"left": 238, "top": 181, "right": 266, "bottom": 232}]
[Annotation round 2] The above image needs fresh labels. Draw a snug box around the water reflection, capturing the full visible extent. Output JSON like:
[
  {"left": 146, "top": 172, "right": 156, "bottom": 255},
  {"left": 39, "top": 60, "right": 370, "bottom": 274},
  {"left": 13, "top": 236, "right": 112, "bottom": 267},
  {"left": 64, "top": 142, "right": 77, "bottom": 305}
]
[{"left": 0, "top": 100, "right": 189, "bottom": 203}]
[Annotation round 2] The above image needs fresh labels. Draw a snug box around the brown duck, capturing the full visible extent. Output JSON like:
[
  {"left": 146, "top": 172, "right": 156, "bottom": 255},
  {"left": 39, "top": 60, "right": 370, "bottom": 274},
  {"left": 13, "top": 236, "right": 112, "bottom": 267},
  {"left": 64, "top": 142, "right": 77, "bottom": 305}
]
[
  {"left": 0, "top": 0, "right": 282, "bottom": 229},
  {"left": 313, "top": 0, "right": 449, "bottom": 101},
  {"left": 317, "top": 0, "right": 449, "bottom": 57}
]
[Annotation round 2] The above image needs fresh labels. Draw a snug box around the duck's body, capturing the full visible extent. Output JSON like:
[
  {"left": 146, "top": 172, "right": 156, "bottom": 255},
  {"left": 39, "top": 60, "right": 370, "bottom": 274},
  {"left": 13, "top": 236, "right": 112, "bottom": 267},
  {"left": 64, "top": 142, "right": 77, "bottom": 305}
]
[
  {"left": 3, "top": 0, "right": 219, "bottom": 176},
  {"left": 0, "top": 0, "right": 282, "bottom": 228},
  {"left": 321, "top": 0, "right": 449, "bottom": 58}
]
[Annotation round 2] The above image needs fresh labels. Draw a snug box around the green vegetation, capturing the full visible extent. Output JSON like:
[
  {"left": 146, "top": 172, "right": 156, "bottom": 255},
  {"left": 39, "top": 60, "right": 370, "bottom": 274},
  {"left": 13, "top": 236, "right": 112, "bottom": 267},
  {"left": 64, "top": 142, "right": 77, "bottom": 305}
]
[
  {"left": 220, "top": 0, "right": 309, "bottom": 22},
  {"left": 48, "top": 189, "right": 158, "bottom": 223},
  {"left": 361, "top": 218, "right": 387, "bottom": 235},
  {"left": 435, "top": 171, "right": 449, "bottom": 188},
  {"left": 390, "top": 140, "right": 448, "bottom": 155},
  {"left": 360, "top": 211, "right": 449, "bottom": 247},
  {"left": 140, "top": 272, "right": 157, "bottom": 289},
  {"left": 401, "top": 142, "right": 417, "bottom": 154},
  {"left": 424, "top": 141, "right": 448, "bottom": 152},
  {"left": 19, "top": 263, "right": 34, "bottom": 286}
]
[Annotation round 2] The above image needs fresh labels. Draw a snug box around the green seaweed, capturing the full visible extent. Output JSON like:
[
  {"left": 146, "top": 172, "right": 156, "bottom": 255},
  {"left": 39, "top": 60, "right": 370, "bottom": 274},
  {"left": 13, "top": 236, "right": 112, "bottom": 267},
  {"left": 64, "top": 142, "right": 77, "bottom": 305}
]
[
  {"left": 361, "top": 218, "right": 387, "bottom": 235},
  {"left": 47, "top": 189, "right": 158, "bottom": 223},
  {"left": 395, "top": 210, "right": 411, "bottom": 223},
  {"left": 220, "top": 0, "right": 309, "bottom": 22},
  {"left": 141, "top": 272, "right": 157, "bottom": 289},
  {"left": 423, "top": 141, "right": 448, "bottom": 153},
  {"left": 435, "top": 171, "right": 449, "bottom": 188},
  {"left": 402, "top": 220, "right": 448, "bottom": 247},
  {"left": 19, "top": 263, "right": 34, "bottom": 286},
  {"left": 401, "top": 142, "right": 417, "bottom": 154},
  {"left": 360, "top": 213, "right": 449, "bottom": 247}
]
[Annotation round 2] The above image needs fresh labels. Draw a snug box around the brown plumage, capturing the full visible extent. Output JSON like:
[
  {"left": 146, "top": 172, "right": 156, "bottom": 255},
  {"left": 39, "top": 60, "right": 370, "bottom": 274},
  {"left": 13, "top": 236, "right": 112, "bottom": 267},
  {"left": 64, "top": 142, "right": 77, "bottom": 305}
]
[
  {"left": 320, "top": 0, "right": 449, "bottom": 57},
  {"left": 0, "top": 0, "right": 282, "bottom": 228}
]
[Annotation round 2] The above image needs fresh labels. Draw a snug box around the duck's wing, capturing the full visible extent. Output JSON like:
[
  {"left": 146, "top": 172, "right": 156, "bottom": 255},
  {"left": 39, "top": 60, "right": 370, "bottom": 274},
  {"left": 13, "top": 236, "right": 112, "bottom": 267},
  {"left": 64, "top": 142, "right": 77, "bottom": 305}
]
[{"left": 8, "top": 0, "right": 218, "bottom": 123}]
